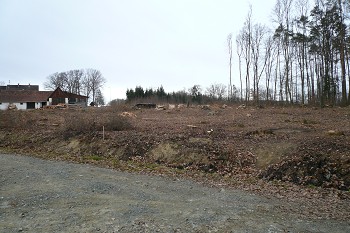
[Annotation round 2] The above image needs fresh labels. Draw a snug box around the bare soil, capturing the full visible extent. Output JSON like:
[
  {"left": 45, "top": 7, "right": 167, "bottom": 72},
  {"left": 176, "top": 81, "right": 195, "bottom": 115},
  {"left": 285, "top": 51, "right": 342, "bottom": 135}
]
[{"left": 1, "top": 104, "right": 350, "bottom": 231}]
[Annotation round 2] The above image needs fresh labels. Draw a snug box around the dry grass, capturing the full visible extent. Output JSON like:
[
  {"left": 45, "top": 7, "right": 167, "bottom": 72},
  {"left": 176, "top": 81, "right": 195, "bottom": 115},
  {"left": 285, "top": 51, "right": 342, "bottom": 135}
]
[
  {"left": 61, "top": 110, "right": 133, "bottom": 137},
  {"left": 255, "top": 142, "right": 296, "bottom": 169},
  {"left": 0, "top": 110, "right": 37, "bottom": 130}
]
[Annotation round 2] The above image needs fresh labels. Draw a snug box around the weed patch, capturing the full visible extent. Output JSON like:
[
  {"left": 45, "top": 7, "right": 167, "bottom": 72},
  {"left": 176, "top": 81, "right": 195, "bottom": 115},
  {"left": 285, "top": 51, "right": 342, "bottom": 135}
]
[
  {"left": 61, "top": 111, "right": 132, "bottom": 137},
  {"left": 87, "top": 155, "right": 103, "bottom": 161},
  {"left": 104, "top": 115, "right": 133, "bottom": 131},
  {"left": 0, "top": 110, "right": 36, "bottom": 130}
]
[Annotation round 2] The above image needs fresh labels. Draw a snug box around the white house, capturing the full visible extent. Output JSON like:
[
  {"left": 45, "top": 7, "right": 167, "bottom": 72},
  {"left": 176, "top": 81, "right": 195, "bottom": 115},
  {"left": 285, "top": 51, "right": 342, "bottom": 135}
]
[
  {"left": 0, "top": 85, "right": 87, "bottom": 110},
  {"left": 0, "top": 89, "right": 52, "bottom": 110}
]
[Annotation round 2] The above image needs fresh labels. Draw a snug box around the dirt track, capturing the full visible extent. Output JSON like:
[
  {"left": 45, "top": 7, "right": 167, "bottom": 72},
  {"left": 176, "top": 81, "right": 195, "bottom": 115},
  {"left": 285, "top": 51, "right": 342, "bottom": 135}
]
[{"left": 1, "top": 154, "right": 349, "bottom": 232}]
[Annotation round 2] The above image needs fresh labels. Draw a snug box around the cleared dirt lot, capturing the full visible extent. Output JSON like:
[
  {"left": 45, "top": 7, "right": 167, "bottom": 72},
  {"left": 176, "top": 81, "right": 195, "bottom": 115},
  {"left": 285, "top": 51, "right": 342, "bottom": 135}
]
[
  {"left": 1, "top": 105, "right": 349, "bottom": 189},
  {"left": 0, "top": 105, "right": 350, "bottom": 231},
  {"left": 1, "top": 153, "right": 349, "bottom": 233}
]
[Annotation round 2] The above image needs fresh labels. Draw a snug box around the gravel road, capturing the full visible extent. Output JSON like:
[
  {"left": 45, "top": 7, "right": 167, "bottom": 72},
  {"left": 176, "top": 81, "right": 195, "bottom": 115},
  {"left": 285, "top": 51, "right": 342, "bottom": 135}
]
[{"left": 0, "top": 153, "right": 349, "bottom": 233}]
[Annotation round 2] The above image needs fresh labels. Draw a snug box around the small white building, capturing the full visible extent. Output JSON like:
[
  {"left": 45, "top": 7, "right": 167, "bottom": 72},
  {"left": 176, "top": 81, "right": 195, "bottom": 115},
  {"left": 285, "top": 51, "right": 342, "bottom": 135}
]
[
  {"left": 0, "top": 85, "right": 87, "bottom": 110},
  {"left": 0, "top": 90, "right": 52, "bottom": 110}
]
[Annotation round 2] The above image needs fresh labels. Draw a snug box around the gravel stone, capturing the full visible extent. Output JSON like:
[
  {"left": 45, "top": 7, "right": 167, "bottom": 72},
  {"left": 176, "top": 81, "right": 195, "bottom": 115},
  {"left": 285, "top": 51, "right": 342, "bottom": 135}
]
[{"left": 0, "top": 153, "right": 349, "bottom": 232}]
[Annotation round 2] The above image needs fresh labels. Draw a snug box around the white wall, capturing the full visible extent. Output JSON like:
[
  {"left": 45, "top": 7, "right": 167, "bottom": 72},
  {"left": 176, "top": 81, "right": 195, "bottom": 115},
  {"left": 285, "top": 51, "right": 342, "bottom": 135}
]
[
  {"left": 35, "top": 102, "right": 44, "bottom": 109},
  {"left": 14, "top": 102, "right": 27, "bottom": 110},
  {"left": 0, "top": 102, "right": 28, "bottom": 110},
  {"left": 0, "top": 103, "right": 8, "bottom": 110},
  {"left": 0, "top": 102, "right": 50, "bottom": 110}
]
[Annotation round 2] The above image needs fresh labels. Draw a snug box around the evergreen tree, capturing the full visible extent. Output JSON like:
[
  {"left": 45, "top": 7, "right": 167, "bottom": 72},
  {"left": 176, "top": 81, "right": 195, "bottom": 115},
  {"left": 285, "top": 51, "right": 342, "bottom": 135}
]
[{"left": 95, "top": 89, "right": 105, "bottom": 106}]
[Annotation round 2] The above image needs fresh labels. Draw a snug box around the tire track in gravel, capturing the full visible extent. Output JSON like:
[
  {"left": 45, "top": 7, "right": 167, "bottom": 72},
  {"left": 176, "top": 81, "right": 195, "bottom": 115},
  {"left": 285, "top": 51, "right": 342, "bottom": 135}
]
[{"left": 0, "top": 153, "right": 349, "bottom": 233}]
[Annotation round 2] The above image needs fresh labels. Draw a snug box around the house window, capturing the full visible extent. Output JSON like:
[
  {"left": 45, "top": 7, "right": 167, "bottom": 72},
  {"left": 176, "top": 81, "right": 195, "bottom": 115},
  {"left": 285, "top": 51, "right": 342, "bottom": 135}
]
[
  {"left": 20, "top": 103, "right": 23, "bottom": 105},
  {"left": 0, "top": 103, "right": 2, "bottom": 105}
]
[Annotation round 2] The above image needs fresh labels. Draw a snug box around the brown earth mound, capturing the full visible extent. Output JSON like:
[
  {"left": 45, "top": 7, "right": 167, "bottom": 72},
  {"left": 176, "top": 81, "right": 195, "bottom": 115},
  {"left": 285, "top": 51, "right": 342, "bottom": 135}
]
[{"left": 260, "top": 138, "right": 350, "bottom": 190}]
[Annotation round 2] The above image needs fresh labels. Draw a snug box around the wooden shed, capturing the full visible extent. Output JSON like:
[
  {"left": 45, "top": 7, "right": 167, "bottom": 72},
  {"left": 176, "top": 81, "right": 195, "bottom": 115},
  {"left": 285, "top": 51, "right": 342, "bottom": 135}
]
[{"left": 48, "top": 87, "right": 87, "bottom": 106}]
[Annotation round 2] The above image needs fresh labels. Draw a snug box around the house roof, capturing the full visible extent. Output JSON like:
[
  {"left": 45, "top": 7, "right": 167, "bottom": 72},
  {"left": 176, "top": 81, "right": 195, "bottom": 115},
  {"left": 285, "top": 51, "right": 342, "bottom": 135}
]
[
  {"left": 0, "top": 87, "right": 88, "bottom": 103},
  {"left": 0, "top": 90, "right": 53, "bottom": 103},
  {"left": 49, "top": 87, "right": 87, "bottom": 99}
]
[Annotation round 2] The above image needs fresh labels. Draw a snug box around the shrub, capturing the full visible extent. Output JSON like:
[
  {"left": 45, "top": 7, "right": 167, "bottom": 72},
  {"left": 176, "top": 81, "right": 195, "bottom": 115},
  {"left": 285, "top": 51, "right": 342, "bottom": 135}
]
[
  {"left": 62, "top": 111, "right": 132, "bottom": 137},
  {"left": 104, "top": 115, "right": 132, "bottom": 131},
  {"left": 63, "top": 112, "right": 97, "bottom": 134},
  {"left": 109, "top": 104, "right": 131, "bottom": 113}
]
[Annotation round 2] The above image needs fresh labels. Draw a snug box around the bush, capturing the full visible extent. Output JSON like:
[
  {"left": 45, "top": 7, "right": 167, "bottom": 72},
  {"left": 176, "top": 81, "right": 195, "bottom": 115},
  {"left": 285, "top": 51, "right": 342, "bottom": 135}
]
[
  {"left": 108, "top": 103, "right": 130, "bottom": 113},
  {"left": 62, "top": 111, "right": 132, "bottom": 137},
  {"left": 104, "top": 115, "right": 132, "bottom": 131},
  {"left": 63, "top": 112, "right": 97, "bottom": 134}
]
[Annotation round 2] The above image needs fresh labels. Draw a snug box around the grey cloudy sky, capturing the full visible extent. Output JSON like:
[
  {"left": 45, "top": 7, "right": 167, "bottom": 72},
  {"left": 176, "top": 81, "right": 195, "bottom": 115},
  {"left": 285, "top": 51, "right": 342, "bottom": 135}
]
[{"left": 0, "top": 0, "right": 276, "bottom": 100}]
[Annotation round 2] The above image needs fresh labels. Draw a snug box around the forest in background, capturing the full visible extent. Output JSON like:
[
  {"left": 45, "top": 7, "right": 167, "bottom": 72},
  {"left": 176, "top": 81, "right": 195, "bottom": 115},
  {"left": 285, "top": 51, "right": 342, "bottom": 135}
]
[
  {"left": 43, "top": 0, "right": 350, "bottom": 107},
  {"left": 232, "top": 0, "right": 350, "bottom": 106},
  {"left": 127, "top": 0, "right": 350, "bottom": 107}
]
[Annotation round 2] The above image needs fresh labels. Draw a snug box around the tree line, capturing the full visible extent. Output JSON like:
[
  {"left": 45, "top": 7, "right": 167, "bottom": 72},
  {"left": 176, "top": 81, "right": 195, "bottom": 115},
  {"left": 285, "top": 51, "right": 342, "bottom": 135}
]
[
  {"left": 233, "top": 0, "right": 350, "bottom": 106},
  {"left": 126, "top": 83, "right": 239, "bottom": 104},
  {"left": 44, "top": 68, "right": 106, "bottom": 106}
]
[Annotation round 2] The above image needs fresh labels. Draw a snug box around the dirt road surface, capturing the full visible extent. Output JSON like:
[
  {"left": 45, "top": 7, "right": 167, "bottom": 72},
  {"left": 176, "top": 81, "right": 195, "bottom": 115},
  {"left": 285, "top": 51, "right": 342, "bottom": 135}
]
[{"left": 1, "top": 153, "right": 349, "bottom": 232}]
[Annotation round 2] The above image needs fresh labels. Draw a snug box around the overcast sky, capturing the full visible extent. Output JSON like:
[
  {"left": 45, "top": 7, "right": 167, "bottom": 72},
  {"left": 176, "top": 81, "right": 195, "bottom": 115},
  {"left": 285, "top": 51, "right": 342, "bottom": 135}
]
[{"left": 0, "top": 0, "right": 277, "bottom": 101}]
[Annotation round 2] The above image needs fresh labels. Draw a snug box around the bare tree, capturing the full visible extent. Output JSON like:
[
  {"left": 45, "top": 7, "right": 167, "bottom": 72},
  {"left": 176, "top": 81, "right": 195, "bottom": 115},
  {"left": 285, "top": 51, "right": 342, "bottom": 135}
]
[
  {"left": 231, "top": 0, "right": 349, "bottom": 106},
  {"left": 85, "top": 69, "right": 106, "bottom": 103},
  {"left": 335, "top": 0, "right": 348, "bottom": 105},
  {"left": 251, "top": 23, "right": 269, "bottom": 104},
  {"left": 264, "top": 34, "right": 277, "bottom": 101},
  {"left": 293, "top": 0, "right": 310, "bottom": 104},
  {"left": 44, "top": 72, "right": 67, "bottom": 91},
  {"left": 44, "top": 69, "right": 106, "bottom": 104},
  {"left": 236, "top": 33, "right": 244, "bottom": 101},
  {"left": 82, "top": 74, "right": 92, "bottom": 101},
  {"left": 206, "top": 83, "right": 227, "bottom": 100},
  {"left": 64, "top": 70, "right": 84, "bottom": 94},
  {"left": 72, "top": 69, "right": 84, "bottom": 94},
  {"left": 272, "top": 0, "right": 294, "bottom": 103},
  {"left": 241, "top": 5, "right": 253, "bottom": 103},
  {"left": 227, "top": 33, "right": 233, "bottom": 100}
]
